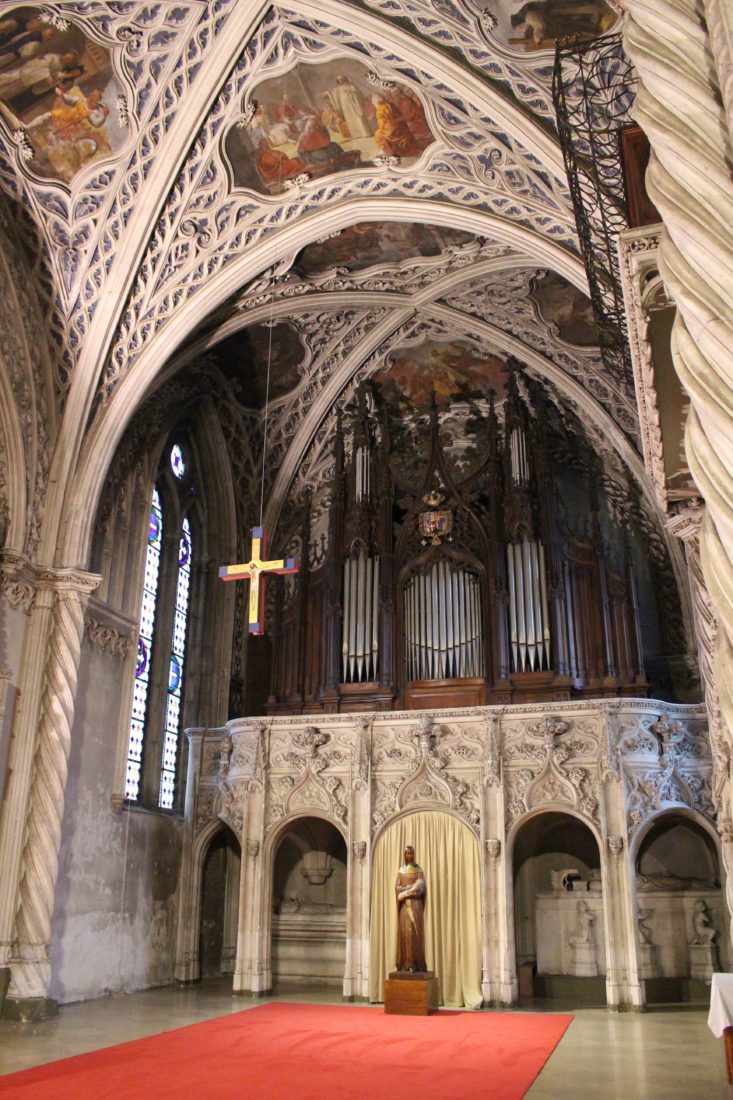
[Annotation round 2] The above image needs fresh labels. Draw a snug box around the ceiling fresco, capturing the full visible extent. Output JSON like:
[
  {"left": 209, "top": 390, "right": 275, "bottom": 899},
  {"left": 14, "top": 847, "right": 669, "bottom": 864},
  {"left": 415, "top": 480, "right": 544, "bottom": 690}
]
[
  {"left": 530, "top": 270, "right": 598, "bottom": 346},
  {"left": 210, "top": 322, "right": 306, "bottom": 410},
  {"left": 0, "top": 6, "right": 125, "bottom": 184},
  {"left": 475, "top": 0, "right": 617, "bottom": 53},
  {"left": 373, "top": 339, "right": 507, "bottom": 415},
  {"left": 224, "top": 57, "right": 435, "bottom": 195},
  {"left": 295, "top": 222, "right": 476, "bottom": 275}
]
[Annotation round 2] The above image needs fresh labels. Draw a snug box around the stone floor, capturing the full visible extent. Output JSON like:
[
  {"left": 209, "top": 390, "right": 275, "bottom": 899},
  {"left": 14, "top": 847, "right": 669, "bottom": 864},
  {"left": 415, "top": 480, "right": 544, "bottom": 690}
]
[{"left": 0, "top": 979, "right": 728, "bottom": 1098}]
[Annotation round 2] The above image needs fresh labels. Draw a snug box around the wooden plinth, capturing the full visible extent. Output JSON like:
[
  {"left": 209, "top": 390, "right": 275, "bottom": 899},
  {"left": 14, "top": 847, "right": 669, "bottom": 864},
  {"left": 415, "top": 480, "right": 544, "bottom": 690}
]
[
  {"left": 724, "top": 1026, "right": 733, "bottom": 1084},
  {"left": 384, "top": 972, "right": 439, "bottom": 1015}
]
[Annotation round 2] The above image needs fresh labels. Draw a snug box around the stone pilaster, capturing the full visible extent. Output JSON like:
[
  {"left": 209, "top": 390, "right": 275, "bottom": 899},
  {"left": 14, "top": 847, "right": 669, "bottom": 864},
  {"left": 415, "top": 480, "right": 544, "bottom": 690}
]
[{"left": 0, "top": 561, "right": 98, "bottom": 1019}]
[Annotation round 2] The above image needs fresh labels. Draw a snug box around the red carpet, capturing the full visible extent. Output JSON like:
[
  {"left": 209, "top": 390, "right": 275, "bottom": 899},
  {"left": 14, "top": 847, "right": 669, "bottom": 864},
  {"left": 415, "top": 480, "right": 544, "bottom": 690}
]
[{"left": 0, "top": 1002, "right": 572, "bottom": 1099}]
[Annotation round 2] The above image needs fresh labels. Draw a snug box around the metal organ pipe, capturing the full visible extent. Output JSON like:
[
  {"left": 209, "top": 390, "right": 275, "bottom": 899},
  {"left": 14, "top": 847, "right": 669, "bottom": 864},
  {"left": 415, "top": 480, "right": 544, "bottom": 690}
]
[
  {"left": 341, "top": 551, "right": 380, "bottom": 683},
  {"left": 506, "top": 539, "right": 551, "bottom": 673},
  {"left": 403, "top": 563, "right": 482, "bottom": 680},
  {"left": 510, "top": 427, "right": 529, "bottom": 484}
]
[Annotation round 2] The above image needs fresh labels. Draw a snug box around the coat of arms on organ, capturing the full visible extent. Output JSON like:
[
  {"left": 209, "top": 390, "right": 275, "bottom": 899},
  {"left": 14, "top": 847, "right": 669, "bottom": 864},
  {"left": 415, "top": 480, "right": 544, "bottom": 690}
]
[{"left": 264, "top": 356, "right": 650, "bottom": 715}]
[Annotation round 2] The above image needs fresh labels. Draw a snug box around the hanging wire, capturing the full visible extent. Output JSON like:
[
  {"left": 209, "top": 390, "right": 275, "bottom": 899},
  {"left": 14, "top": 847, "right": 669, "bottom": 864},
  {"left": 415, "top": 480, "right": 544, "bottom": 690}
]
[{"left": 257, "top": 150, "right": 283, "bottom": 529}]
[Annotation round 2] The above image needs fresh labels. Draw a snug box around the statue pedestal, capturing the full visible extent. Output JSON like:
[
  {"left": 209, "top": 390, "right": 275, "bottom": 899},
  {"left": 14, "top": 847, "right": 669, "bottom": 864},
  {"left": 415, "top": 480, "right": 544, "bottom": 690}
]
[
  {"left": 569, "top": 943, "right": 597, "bottom": 977},
  {"left": 384, "top": 971, "right": 439, "bottom": 1015},
  {"left": 689, "top": 942, "right": 719, "bottom": 979},
  {"left": 639, "top": 943, "right": 659, "bottom": 979}
]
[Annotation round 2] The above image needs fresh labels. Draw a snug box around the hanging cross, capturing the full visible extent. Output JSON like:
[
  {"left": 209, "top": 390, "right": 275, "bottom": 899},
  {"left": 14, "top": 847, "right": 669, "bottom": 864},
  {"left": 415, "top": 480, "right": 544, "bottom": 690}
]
[{"left": 219, "top": 526, "right": 299, "bottom": 635}]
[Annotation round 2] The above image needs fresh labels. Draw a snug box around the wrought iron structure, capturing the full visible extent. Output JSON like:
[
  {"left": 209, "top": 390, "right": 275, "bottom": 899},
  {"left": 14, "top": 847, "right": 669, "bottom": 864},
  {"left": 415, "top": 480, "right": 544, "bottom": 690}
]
[{"left": 553, "top": 33, "right": 638, "bottom": 388}]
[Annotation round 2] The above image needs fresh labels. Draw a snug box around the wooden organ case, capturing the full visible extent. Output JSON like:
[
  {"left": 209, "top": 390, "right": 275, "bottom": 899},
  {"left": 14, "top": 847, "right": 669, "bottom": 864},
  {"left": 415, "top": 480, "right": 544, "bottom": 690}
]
[{"left": 267, "top": 369, "right": 647, "bottom": 715}]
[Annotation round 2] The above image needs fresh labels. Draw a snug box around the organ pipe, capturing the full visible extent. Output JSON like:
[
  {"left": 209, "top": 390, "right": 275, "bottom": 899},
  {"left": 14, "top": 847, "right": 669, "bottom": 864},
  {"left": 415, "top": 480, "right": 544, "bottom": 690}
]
[
  {"left": 403, "top": 563, "right": 482, "bottom": 680},
  {"left": 341, "top": 551, "right": 380, "bottom": 683},
  {"left": 506, "top": 538, "right": 551, "bottom": 673}
]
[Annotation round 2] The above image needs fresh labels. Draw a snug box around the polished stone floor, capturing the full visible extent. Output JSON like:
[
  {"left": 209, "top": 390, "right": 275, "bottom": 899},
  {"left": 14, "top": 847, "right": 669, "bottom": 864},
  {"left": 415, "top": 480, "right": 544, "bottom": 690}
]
[{"left": 0, "top": 979, "right": 728, "bottom": 1098}]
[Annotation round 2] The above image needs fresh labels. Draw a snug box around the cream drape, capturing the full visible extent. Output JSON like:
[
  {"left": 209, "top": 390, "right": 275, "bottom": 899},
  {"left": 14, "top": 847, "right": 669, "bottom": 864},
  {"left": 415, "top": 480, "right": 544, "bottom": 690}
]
[{"left": 368, "top": 810, "right": 483, "bottom": 1008}]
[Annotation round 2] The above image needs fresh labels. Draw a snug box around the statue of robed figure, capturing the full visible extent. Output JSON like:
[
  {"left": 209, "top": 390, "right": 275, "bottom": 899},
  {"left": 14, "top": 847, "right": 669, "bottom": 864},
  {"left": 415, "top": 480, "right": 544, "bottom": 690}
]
[{"left": 395, "top": 845, "right": 427, "bottom": 972}]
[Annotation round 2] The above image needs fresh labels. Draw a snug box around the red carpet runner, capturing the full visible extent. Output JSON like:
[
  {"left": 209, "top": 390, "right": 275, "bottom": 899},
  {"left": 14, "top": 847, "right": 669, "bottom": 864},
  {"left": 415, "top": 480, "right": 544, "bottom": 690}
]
[{"left": 0, "top": 1002, "right": 572, "bottom": 1099}]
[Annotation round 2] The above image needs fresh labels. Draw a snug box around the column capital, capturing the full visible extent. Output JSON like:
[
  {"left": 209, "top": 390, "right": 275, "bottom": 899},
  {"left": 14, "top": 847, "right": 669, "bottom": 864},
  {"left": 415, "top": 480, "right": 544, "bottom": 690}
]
[{"left": 1, "top": 549, "right": 100, "bottom": 612}]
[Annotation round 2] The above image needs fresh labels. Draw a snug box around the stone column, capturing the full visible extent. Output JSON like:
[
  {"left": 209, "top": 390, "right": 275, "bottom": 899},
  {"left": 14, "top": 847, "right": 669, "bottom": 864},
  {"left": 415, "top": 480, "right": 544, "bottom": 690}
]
[
  {"left": 234, "top": 724, "right": 267, "bottom": 995},
  {"left": 0, "top": 564, "right": 98, "bottom": 1020},
  {"left": 345, "top": 716, "right": 371, "bottom": 1001},
  {"left": 481, "top": 712, "right": 506, "bottom": 1004},
  {"left": 666, "top": 503, "right": 733, "bottom": 926},
  {"left": 623, "top": 0, "right": 733, "bottom": 940}
]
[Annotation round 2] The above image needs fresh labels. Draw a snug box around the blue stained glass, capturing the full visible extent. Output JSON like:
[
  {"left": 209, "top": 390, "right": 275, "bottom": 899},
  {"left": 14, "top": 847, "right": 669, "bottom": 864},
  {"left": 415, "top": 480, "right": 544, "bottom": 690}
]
[
  {"left": 159, "top": 517, "right": 192, "bottom": 809},
  {"left": 170, "top": 443, "right": 186, "bottom": 480},
  {"left": 168, "top": 654, "right": 181, "bottom": 692},
  {"left": 136, "top": 638, "right": 148, "bottom": 676},
  {"left": 178, "top": 528, "right": 190, "bottom": 567},
  {"left": 125, "top": 487, "right": 162, "bottom": 801}
]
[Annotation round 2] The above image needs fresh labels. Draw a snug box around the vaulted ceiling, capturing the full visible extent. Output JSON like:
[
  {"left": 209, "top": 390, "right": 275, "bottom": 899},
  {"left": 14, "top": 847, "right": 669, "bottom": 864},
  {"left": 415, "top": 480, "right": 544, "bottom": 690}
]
[{"left": 0, "top": 0, "right": 653, "bottom": 572}]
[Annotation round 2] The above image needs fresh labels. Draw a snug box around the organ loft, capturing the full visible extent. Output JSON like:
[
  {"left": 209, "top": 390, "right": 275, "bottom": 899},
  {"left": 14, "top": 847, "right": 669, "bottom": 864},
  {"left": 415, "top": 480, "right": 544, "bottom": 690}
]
[{"left": 263, "top": 362, "right": 648, "bottom": 717}]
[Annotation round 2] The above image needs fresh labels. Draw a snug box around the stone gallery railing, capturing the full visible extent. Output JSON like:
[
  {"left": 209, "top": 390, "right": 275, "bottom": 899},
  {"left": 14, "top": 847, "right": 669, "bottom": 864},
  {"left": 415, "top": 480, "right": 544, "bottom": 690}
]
[{"left": 178, "top": 699, "right": 720, "bottom": 1006}]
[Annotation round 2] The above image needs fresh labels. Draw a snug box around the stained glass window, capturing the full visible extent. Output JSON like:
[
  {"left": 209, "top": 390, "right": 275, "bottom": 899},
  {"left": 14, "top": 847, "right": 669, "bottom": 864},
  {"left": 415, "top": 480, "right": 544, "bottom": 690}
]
[
  {"left": 125, "top": 486, "right": 163, "bottom": 800},
  {"left": 159, "top": 517, "right": 192, "bottom": 808},
  {"left": 170, "top": 443, "right": 186, "bottom": 480}
]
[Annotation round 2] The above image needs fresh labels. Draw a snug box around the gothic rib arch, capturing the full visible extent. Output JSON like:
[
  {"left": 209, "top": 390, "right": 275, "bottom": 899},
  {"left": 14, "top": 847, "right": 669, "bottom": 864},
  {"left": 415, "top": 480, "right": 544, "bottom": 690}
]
[{"left": 60, "top": 203, "right": 588, "bottom": 567}]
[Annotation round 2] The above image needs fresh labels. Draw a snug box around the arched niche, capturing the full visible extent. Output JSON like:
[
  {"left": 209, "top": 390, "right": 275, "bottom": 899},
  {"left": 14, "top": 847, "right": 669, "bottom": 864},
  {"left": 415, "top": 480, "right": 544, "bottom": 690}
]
[
  {"left": 512, "top": 811, "right": 605, "bottom": 1002},
  {"left": 271, "top": 815, "right": 347, "bottom": 988},
  {"left": 199, "top": 824, "right": 241, "bottom": 979},
  {"left": 634, "top": 810, "right": 729, "bottom": 995},
  {"left": 369, "top": 808, "right": 482, "bottom": 1008}
]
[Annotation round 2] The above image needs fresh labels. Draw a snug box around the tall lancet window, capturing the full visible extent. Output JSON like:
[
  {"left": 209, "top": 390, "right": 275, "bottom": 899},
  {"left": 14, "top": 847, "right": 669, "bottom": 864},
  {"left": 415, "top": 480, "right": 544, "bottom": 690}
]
[
  {"left": 126, "top": 486, "right": 163, "bottom": 800},
  {"left": 126, "top": 443, "right": 196, "bottom": 808},
  {"left": 341, "top": 544, "right": 380, "bottom": 683},
  {"left": 160, "top": 517, "right": 192, "bottom": 808}
]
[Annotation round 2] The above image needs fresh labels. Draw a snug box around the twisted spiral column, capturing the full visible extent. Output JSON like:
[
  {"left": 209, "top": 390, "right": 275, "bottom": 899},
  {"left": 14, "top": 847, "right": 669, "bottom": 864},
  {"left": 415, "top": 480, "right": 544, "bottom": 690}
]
[
  {"left": 7, "top": 573, "right": 96, "bottom": 1003},
  {"left": 623, "top": 0, "right": 733, "bottom": 925}
]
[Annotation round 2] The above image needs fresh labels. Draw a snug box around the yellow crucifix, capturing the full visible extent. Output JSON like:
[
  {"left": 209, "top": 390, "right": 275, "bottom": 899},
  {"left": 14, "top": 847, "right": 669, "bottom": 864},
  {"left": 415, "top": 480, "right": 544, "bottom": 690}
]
[{"left": 219, "top": 526, "right": 299, "bottom": 635}]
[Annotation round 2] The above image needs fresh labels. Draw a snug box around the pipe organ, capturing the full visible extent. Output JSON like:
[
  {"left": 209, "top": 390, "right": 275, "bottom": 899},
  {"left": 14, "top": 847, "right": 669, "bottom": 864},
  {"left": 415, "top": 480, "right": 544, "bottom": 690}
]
[
  {"left": 264, "top": 361, "right": 650, "bottom": 715},
  {"left": 404, "top": 562, "right": 483, "bottom": 681}
]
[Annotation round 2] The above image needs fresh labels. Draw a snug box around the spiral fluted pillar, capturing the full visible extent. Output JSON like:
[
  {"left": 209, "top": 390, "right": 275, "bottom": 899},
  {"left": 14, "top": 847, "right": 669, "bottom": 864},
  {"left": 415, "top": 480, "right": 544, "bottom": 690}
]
[
  {"left": 623, "top": 0, "right": 733, "bottom": 925},
  {"left": 3, "top": 569, "right": 97, "bottom": 1016}
]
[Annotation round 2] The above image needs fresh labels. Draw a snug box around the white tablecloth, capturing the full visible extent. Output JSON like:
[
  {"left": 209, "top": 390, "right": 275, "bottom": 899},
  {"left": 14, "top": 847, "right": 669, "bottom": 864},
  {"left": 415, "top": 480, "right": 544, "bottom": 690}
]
[{"left": 708, "top": 973, "right": 733, "bottom": 1037}]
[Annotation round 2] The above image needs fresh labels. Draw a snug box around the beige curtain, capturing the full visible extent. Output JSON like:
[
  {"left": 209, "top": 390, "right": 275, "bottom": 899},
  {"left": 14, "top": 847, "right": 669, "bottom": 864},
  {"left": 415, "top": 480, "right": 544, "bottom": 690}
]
[{"left": 369, "top": 810, "right": 483, "bottom": 1008}]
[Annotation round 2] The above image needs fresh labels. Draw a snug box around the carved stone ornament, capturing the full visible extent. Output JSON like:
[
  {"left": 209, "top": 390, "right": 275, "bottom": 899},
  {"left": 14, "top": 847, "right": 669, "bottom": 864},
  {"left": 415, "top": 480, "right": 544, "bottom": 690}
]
[
  {"left": 352, "top": 841, "right": 367, "bottom": 862},
  {"left": 84, "top": 618, "right": 134, "bottom": 658},
  {"left": 246, "top": 840, "right": 260, "bottom": 859},
  {"left": 486, "top": 838, "right": 501, "bottom": 859},
  {"left": 607, "top": 835, "right": 624, "bottom": 857},
  {"left": 483, "top": 715, "right": 501, "bottom": 787}
]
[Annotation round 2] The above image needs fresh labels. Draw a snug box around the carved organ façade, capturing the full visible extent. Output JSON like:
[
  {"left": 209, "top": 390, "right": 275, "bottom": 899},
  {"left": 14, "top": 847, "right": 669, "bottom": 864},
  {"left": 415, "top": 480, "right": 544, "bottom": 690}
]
[{"left": 266, "top": 364, "right": 651, "bottom": 715}]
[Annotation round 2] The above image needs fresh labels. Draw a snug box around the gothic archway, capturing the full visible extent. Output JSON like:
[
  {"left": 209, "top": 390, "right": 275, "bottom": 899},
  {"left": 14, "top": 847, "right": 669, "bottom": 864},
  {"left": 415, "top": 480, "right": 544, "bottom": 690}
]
[
  {"left": 633, "top": 810, "right": 728, "bottom": 1003},
  {"left": 199, "top": 824, "right": 241, "bottom": 979},
  {"left": 369, "top": 808, "right": 482, "bottom": 1008},
  {"left": 270, "top": 815, "right": 347, "bottom": 989},
  {"left": 512, "top": 810, "right": 605, "bottom": 1004}
]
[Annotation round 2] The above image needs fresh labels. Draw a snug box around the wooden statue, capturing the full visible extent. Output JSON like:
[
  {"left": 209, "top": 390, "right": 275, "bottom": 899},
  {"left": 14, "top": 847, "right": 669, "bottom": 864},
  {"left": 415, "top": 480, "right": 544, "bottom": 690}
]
[{"left": 395, "top": 845, "right": 427, "bottom": 972}]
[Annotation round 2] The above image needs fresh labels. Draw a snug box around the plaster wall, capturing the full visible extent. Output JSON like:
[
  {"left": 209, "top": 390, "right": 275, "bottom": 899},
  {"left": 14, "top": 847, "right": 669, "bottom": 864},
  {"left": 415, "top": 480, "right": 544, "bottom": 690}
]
[{"left": 50, "top": 637, "right": 184, "bottom": 1003}]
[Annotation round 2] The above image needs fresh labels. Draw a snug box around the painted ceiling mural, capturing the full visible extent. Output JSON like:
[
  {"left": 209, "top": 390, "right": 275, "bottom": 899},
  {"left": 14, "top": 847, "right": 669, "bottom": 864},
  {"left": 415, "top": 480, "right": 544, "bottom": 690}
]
[
  {"left": 210, "top": 322, "right": 306, "bottom": 411},
  {"left": 473, "top": 0, "right": 617, "bottom": 54},
  {"left": 225, "top": 58, "right": 435, "bottom": 195},
  {"left": 373, "top": 339, "right": 508, "bottom": 414},
  {"left": 530, "top": 270, "right": 598, "bottom": 346},
  {"left": 295, "top": 222, "right": 476, "bottom": 275},
  {"left": 0, "top": 5, "right": 125, "bottom": 184}
]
